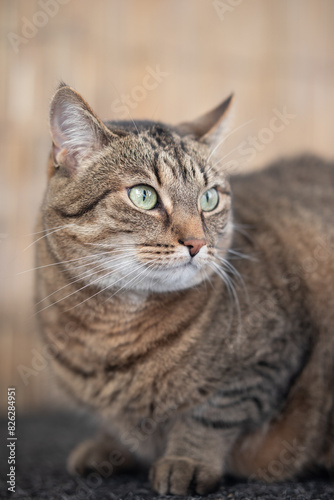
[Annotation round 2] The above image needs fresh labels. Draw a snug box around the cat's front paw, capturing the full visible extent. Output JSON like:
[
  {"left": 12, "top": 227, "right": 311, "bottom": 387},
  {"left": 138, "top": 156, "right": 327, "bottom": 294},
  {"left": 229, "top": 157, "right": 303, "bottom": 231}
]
[{"left": 149, "top": 456, "right": 221, "bottom": 495}]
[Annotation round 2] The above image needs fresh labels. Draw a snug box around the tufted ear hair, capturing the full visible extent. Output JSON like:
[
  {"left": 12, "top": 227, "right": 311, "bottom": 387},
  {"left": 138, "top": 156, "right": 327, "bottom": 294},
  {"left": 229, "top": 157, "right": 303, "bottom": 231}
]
[
  {"left": 176, "top": 94, "right": 234, "bottom": 148},
  {"left": 49, "top": 83, "right": 114, "bottom": 174}
]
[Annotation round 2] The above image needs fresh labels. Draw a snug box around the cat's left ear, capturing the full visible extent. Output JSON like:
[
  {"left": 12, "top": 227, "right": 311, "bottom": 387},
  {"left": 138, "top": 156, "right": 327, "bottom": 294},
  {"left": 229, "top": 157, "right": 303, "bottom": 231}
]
[
  {"left": 49, "top": 83, "right": 114, "bottom": 174},
  {"left": 176, "top": 94, "right": 234, "bottom": 148}
]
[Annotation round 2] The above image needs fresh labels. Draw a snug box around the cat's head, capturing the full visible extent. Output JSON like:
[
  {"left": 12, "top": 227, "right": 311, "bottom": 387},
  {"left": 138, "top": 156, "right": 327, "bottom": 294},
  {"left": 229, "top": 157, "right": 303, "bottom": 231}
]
[{"left": 42, "top": 83, "right": 234, "bottom": 293}]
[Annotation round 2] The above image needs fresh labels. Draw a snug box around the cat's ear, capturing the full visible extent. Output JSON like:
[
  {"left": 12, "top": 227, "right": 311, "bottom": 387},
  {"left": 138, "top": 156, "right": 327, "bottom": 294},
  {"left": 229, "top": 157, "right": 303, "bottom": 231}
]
[
  {"left": 49, "top": 83, "right": 113, "bottom": 174},
  {"left": 177, "top": 94, "right": 234, "bottom": 147}
]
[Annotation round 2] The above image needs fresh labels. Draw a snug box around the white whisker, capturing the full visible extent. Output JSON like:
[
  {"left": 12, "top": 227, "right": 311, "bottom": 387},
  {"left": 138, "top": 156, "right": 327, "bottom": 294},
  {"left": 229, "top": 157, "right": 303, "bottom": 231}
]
[
  {"left": 65, "top": 252, "right": 135, "bottom": 274},
  {"left": 66, "top": 257, "right": 159, "bottom": 312},
  {"left": 24, "top": 224, "right": 75, "bottom": 236},
  {"left": 209, "top": 260, "right": 242, "bottom": 333},
  {"left": 214, "top": 255, "right": 249, "bottom": 305},
  {"left": 34, "top": 256, "right": 143, "bottom": 315},
  {"left": 124, "top": 259, "right": 159, "bottom": 291},
  {"left": 83, "top": 242, "right": 136, "bottom": 248},
  {"left": 23, "top": 224, "right": 75, "bottom": 252},
  {"left": 17, "top": 251, "right": 116, "bottom": 275},
  {"left": 107, "top": 257, "right": 162, "bottom": 299},
  {"left": 209, "top": 145, "right": 242, "bottom": 172},
  {"left": 227, "top": 249, "right": 257, "bottom": 262},
  {"left": 232, "top": 223, "right": 255, "bottom": 245},
  {"left": 206, "top": 119, "right": 255, "bottom": 163},
  {"left": 36, "top": 255, "right": 136, "bottom": 306}
]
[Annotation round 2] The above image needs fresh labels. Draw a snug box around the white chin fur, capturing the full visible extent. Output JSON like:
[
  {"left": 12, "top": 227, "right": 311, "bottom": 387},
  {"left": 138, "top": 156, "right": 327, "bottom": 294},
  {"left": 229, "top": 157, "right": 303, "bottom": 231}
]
[
  {"left": 94, "top": 259, "right": 208, "bottom": 294},
  {"left": 131, "top": 264, "right": 207, "bottom": 292}
]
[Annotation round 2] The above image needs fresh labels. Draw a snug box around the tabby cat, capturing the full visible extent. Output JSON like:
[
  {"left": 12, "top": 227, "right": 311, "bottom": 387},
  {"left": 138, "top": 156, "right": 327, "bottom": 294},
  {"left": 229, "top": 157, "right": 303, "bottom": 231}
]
[{"left": 35, "top": 83, "right": 334, "bottom": 495}]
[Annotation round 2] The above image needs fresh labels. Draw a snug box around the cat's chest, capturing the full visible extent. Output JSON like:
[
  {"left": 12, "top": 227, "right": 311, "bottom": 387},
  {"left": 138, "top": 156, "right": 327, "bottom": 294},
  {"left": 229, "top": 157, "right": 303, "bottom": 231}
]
[{"left": 79, "top": 290, "right": 202, "bottom": 367}]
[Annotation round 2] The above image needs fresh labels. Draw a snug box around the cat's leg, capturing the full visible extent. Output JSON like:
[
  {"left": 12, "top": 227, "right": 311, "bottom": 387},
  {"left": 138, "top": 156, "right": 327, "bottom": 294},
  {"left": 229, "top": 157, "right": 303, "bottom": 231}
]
[
  {"left": 67, "top": 432, "right": 138, "bottom": 477},
  {"left": 149, "top": 415, "right": 238, "bottom": 495},
  {"left": 228, "top": 352, "right": 334, "bottom": 481}
]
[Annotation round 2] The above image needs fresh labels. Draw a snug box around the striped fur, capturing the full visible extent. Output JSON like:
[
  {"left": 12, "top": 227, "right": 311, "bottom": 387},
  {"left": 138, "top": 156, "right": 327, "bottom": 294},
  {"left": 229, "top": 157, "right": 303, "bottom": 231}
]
[{"left": 35, "top": 85, "right": 334, "bottom": 495}]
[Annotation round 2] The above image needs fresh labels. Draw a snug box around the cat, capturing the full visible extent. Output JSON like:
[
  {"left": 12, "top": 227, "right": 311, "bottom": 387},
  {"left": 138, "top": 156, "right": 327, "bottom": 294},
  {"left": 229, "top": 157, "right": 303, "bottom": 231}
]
[{"left": 35, "top": 83, "right": 334, "bottom": 495}]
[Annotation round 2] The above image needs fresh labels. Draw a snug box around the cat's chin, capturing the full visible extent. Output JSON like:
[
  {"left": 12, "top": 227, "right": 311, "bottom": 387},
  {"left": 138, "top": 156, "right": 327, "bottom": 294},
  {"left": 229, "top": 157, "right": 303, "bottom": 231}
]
[{"left": 128, "top": 263, "right": 209, "bottom": 293}]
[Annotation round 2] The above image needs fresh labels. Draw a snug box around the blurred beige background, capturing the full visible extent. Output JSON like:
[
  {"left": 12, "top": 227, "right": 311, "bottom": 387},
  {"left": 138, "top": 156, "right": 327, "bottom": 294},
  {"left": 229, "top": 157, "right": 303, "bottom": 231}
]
[{"left": 1, "top": 0, "right": 334, "bottom": 414}]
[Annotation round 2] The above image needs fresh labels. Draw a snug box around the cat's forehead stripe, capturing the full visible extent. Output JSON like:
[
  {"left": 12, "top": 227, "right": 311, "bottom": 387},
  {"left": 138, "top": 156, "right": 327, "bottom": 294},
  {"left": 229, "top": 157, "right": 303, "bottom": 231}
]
[
  {"left": 142, "top": 130, "right": 208, "bottom": 188},
  {"left": 152, "top": 151, "right": 162, "bottom": 186}
]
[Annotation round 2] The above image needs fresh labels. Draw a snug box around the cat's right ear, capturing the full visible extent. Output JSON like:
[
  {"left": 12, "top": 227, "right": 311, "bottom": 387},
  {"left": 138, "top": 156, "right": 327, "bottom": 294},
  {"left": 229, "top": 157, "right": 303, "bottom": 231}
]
[
  {"left": 176, "top": 94, "right": 234, "bottom": 149},
  {"left": 49, "top": 83, "right": 113, "bottom": 174}
]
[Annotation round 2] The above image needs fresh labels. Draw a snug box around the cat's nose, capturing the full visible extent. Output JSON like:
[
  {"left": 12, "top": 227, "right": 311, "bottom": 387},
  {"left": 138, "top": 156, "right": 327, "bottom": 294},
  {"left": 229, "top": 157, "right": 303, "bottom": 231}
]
[{"left": 179, "top": 238, "right": 207, "bottom": 257}]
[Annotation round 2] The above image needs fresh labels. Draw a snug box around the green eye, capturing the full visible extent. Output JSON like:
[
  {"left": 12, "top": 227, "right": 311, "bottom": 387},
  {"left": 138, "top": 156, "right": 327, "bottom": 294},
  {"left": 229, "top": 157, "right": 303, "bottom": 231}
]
[
  {"left": 129, "top": 185, "right": 158, "bottom": 210},
  {"left": 200, "top": 188, "right": 219, "bottom": 212}
]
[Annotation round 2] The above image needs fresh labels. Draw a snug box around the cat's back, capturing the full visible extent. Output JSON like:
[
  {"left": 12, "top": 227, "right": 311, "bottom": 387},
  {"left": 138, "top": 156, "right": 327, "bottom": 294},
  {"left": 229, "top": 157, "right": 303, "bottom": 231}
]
[
  {"left": 231, "top": 155, "right": 334, "bottom": 251},
  {"left": 231, "top": 154, "right": 334, "bottom": 327},
  {"left": 231, "top": 154, "right": 334, "bottom": 222}
]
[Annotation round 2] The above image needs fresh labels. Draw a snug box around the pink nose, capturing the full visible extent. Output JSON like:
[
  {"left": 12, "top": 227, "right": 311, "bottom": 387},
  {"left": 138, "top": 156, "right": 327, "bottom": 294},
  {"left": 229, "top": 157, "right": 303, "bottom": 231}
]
[{"left": 180, "top": 238, "right": 207, "bottom": 257}]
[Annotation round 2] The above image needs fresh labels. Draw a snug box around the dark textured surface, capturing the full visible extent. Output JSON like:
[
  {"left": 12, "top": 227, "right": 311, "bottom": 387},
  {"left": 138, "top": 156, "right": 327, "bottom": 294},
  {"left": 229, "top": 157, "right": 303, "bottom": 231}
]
[{"left": 1, "top": 412, "right": 334, "bottom": 499}]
